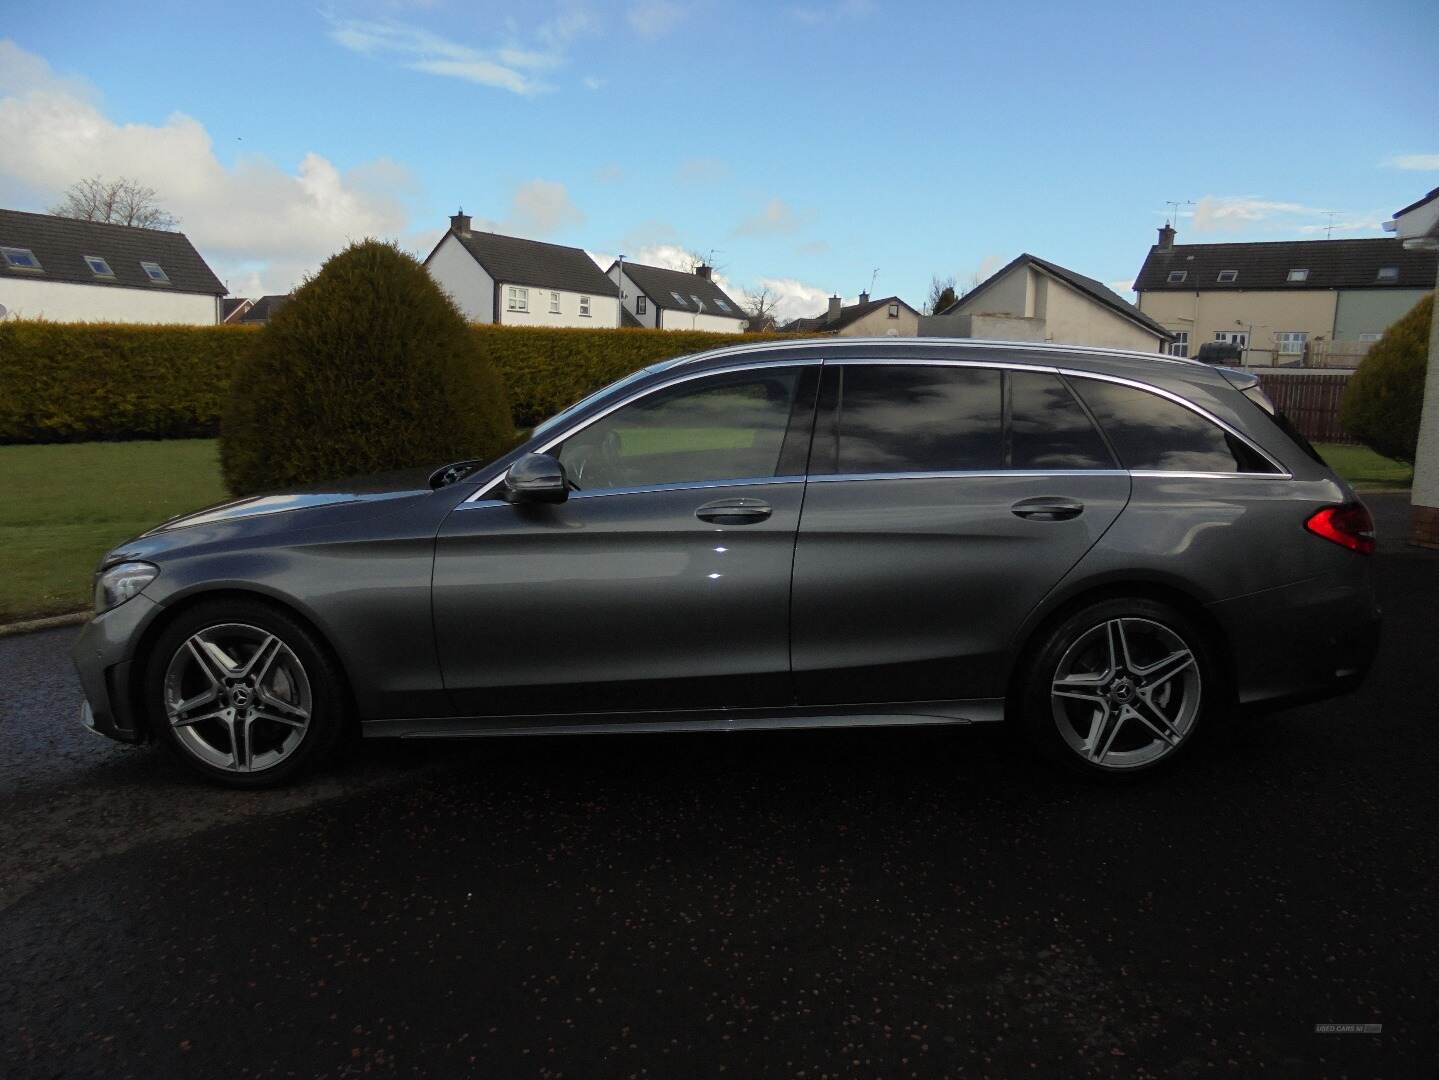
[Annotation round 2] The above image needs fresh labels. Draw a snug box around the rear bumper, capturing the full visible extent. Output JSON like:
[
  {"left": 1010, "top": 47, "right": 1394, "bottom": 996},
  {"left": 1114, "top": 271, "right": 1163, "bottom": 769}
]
[
  {"left": 1208, "top": 569, "right": 1380, "bottom": 710},
  {"left": 70, "top": 595, "right": 161, "bottom": 744}
]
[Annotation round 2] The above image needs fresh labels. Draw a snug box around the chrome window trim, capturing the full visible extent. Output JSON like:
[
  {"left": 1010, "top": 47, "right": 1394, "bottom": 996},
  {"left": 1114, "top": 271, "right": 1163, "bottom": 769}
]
[
  {"left": 456, "top": 474, "right": 804, "bottom": 511},
  {"left": 1129, "top": 470, "right": 1293, "bottom": 481},
  {"left": 809, "top": 469, "right": 1126, "bottom": 483},
  {"left": 465, "top": 359, "right": 817, "bottom": 502},
  {"left": 1057, "top": 368, "right": 1291, "bottom": 478}
]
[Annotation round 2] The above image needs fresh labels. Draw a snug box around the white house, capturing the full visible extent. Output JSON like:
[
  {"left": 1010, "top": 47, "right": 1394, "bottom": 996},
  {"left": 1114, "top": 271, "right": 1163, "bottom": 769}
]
[
  {"left": 922, "top": 253, "right": 1171, "bottom": 352},
  {"left": 0, "top": 208, "right": 225, "bottom": 324},
  {"left": 425, "top": 213, "right": 620, "bottom": 328},
  {"left": 607, "top": 259, "right": 747, "bottom": 333}
]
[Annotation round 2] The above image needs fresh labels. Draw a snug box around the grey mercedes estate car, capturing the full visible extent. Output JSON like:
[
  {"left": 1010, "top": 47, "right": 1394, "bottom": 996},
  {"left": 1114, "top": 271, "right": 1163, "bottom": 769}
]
[{"left": 73, "top": 338, "right": 1380, "bottom": 787}]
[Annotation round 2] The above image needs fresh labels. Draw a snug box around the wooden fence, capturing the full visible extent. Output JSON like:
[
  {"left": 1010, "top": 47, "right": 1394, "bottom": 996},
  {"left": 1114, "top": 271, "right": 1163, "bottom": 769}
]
[{"left": 1256, "top": 370, "right": 1355, "bottom": 445}]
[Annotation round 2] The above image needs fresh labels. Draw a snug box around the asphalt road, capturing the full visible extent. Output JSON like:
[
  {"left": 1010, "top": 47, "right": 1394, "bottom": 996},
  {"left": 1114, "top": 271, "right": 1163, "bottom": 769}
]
[{"left": 1, "top": 494, "right": 1435, "bottom": 1078}]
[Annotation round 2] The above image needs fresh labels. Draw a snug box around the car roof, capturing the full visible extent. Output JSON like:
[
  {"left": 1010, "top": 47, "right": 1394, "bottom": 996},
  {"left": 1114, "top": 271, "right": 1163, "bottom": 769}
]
[{"left": 656, "top": 336, "right": 1224, "bottom": 387}]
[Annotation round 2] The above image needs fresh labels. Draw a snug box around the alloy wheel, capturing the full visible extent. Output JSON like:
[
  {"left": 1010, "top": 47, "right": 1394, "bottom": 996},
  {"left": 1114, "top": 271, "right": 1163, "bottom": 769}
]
[
  {"left": 162, "top": 623, "right": 312, "bottom": 774},
  {"left": 1050, "top": 617, "right": 1201, "bottom": 770}
]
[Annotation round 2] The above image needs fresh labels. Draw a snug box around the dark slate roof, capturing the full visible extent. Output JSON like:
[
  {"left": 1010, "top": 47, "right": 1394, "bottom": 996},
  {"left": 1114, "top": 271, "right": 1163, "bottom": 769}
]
[
  {"left": 221, "top": 297, "right": 251, "bottom": 321},
  {"left": 0, "top": 208, "right": 225, "bottom": 295},
  {"left": 620, "top": 306, "right": 643, "bottom": 328},
  {"left": 785, "top": 295, "right": 917, "bottom": 333},
  {"left": 238, "top": 294, "right": 291, "bottom": 323},
  {"left": 1134, "top": 237, "right": 1436, "bottom": 292},
  {"left": 443, "top": 228, "right": 617, "bottom": 296},
  {"left": 941, "top": 253, "right": 1171, "bottom": 340},
  {"left": 613, "top": 260, "right": 744, "bottom": 317}
]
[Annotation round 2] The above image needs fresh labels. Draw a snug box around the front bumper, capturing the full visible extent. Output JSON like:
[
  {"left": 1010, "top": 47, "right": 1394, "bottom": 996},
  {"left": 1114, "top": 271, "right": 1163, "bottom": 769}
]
[{"left": 70, "top": 594, "right": 162, "bottom": 744}]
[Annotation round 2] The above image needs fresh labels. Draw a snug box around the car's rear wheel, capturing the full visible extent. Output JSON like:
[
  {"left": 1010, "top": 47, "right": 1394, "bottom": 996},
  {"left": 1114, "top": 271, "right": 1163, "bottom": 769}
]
[
  {"left": 1019, "top": 597, "right": 1217, "bottom": 779},
  {"left": 144, "top": 599, "right": 344, "bottom": 787}
]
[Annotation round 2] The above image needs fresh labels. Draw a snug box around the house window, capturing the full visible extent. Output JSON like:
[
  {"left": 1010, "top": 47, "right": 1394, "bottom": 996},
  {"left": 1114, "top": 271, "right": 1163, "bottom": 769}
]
[
  {"left": 636, "top": 296, "right": 647, "bottom": 315},
  {"left": 549, "top": 291, "right": 560, "bottom": 314},
  {"left": 1215, "top": 330, "right": 1249, "bottom": 348},
  {"left": 84, "top": 255, "right": 115, "bottom": 278},
  {"left": 507, "top": 286, "right": 528, "bottom": 312},
  {"left": 671, "top": 290, "right": 687, "bottom": 306},
  {"left": 714, "top": 299, "right": 730, "bottom": 313},
  {"left": 1169, "top": 332, "right": 1189, "bottom": 358},
  {"left": 1376, "top": 266, "right": 1399, "bottom": 283},
  {"left": 1217, "top": 270, "right": 1238, "bottom": 283},
  {"left": 888, "top": 302, "right": 900, "bottom": 318},
  {"left": 1358, "top": 332, "right": 1382, "bottom": 343},
  {"left": 140, "top": 261, "right": 169, "bottom": 283},
  {"left": 1287, "top": 268, "right": 1309, "bottom": 282},
  {"left": 1, "top": 246, "right": 42, "bottom": 270},
  {"left": 1277, "top": 331, "right": 1308, "bottom": 355},
  {"left": 690, "top": 294, "right": 704, "bottom": 309},
  {"left": 1166, "top": 270, "right": 1187, "bottom": 284},
  {"left": 579, "top": 295, "right": 591, "bottom": 317}
]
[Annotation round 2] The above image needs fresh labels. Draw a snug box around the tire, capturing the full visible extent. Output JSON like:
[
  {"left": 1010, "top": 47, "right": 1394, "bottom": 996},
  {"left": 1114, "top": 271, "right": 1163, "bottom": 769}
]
[
  {"left": 1017, "top": 597, "right": 1219, "bottom": 780},
  {"left": 143, "top": 598, "right": 346, "bottom": 788}
]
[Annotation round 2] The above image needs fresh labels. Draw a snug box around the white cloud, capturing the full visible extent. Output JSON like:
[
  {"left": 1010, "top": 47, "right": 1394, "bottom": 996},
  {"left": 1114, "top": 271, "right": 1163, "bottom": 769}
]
[
  {"left": 1107, "top": 279, "right": 1136, "bottom": 298},
  {"left": 328, "top": 13, "right": 594, "bottom": 94},
  {"left": 1192, "top": 196, "right": 1318, "bottom": 232},
  {"left": 505, "top": 179, "right": 583, "bottom": 236},
  {"left": 627, "top": 1, "right": 688, "bottom": 39},
  {"left": 734, "top": 197, "right": 803, "bottom": 237},
  {"left": 0, "top": 39, "right": 416, "bottom": 295},
  {"left": 1383, "top": 154, "right": 1439, "bottom": 171}
]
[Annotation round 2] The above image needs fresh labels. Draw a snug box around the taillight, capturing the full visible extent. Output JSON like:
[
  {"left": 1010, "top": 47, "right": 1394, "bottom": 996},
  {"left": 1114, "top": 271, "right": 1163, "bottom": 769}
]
[{"left": 1305, "top": 503, "right": 1376, "bottom": 555}]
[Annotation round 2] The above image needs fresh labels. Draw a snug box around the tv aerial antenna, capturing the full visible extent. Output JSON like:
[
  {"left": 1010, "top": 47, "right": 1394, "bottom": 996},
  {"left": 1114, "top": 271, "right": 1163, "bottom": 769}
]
[
  {"left": 1163, "top": 200, "right": 1194, "bottom": 227},
  {"left": 1322, "top": 211, "right": 1341, "bottom": 239}
]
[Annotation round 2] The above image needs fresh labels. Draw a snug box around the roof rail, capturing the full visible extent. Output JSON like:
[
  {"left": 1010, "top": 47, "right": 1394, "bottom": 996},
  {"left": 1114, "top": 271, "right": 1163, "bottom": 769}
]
[{"left": 663, "top": 336, "right": 1203, "bottom": 370}]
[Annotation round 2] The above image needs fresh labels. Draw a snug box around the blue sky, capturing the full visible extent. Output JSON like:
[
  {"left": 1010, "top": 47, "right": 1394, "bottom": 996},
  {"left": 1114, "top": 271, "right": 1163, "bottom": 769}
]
[{"left": 2, "top": 0, "right": 1436, "bottom": 318}]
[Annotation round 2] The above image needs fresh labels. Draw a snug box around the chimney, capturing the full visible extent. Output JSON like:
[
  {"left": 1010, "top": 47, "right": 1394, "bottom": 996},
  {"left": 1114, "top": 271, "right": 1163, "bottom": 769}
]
[
  {"left": 450, "top": 209, "right": 472, "bottom": 236},
  {"left": 827, "top": 294, "right": 843, "bottom": 322},
  {"left": 858, "top": 291, "right": 870, "bottom": 305},
  {"left": 1157, "top": 223, "right": 1176, "bottom": 251},
  {"left": 694, "top": 263, "right": 712, "bottom": 280}
]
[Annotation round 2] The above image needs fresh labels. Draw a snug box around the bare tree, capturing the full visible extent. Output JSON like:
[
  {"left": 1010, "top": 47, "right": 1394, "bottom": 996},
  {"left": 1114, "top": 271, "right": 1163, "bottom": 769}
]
[
  {"left": 741, "top": 285, "right": 784, "bottom": 332},
  {"left": 925, "top": 274, "right": 958, "bottom": 315},
  {"left": 50, "top": 176, "right": 179, "bottom": 230}
]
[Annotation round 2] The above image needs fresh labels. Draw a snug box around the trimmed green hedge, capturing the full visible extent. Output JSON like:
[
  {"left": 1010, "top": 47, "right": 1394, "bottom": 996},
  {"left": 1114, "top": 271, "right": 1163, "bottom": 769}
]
[
  {"left": 1341, "top": 292, "right": 1433, "bottom": 465},
  {"left": 0, "top": 321, "right": 794, "bottom": 444}
]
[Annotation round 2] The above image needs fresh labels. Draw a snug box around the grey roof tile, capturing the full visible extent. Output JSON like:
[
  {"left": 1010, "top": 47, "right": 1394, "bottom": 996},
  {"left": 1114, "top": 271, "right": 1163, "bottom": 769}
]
[
  {"left": 449, "top": 229, "right": 617, "bottom": 296},
  {"left": 614, "top": 260, "right": 743, "bottom": 316},
  {"left": 1134, "top": 237, "right": 1436, "bottom": 292}
]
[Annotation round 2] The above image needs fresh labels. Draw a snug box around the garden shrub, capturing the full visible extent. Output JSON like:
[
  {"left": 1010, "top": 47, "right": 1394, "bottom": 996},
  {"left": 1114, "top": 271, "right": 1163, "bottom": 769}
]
[
  {"left": 1341, "top": 292, "right": 1433, "bottom": 464},
  {"left": 220, "top": 240, "right": 513, "bottom": 494}
]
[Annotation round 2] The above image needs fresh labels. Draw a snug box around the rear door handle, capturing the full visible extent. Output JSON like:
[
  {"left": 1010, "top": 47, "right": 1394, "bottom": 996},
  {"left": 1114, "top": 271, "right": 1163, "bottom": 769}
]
[
  {"left": 695, "top": 498, "right": 772, "bottom": 524},
  {"left": 1011, "top": 497, "right": 1084, "bottom": 522}
]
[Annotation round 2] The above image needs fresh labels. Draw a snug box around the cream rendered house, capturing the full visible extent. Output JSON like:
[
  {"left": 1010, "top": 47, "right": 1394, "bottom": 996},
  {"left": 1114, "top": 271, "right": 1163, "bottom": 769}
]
[
  {"left": 922, "top": 253, "right": 1170, "bottom": 351},
  {"left": 425, "top": 213, "right": 620, "bottom": 328},
  {"left": 1134, "top": 226, "right": 1436, "bottom": 365},
  {"left": 786, "top": 293, "right": 921, "bottom": 336}
]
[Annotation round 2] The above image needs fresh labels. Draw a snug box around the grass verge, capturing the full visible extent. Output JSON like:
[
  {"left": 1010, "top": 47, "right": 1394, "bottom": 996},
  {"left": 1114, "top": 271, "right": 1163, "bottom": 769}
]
[{"left": 1314, "top": 442, "right": 1413, "bottom": 491}]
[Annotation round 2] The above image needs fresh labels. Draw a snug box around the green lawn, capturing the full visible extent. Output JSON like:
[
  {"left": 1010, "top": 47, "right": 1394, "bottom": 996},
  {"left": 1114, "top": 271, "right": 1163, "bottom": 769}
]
[
  {"left": 1314, "top": 442, "right": 1413, "bottom": 491},
  {"left": 0, "top": 439, "right": 227, "bottom": 621}
]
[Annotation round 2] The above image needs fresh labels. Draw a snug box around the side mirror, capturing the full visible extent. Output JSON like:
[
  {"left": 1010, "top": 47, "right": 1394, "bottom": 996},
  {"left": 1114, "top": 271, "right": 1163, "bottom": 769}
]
[{"left": 504, "top": 452, "right": 569, "bottom": 504}]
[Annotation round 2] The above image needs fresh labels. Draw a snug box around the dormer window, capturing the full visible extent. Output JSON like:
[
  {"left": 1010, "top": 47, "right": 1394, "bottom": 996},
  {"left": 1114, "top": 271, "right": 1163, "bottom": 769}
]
[
  {"left": 1, "top": 246, "right": 42, "bottom": 270},
  {"left": 84, "top": 255, "right": 115, "bottom": 278},
  {"left": 671, "top": 290, "right": 687, "bottom": 306},
  {"left": 1166, "top": 270, "right": 1187, "bottom": 284},
  {"left": 1217, "top": 270, "right": 1238, "bottom": 283},
  {"left": 140, "top": 261, "right": 170, "bottom": 284},
  {"left": 1376, "top": 266, "right": 1399, "bottom": 283},
  {"left": 1287, "top": 268, "right": 1309, "bottom": 283}
]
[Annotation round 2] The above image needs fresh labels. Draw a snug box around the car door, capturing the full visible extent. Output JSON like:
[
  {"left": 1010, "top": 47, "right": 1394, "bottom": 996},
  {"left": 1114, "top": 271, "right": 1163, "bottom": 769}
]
[
  {"left": 790, "top": 360, "right": 1131, "bottom": 706},
  {"left": 433, "top": 362, "right": 819, "bottom": 719}
]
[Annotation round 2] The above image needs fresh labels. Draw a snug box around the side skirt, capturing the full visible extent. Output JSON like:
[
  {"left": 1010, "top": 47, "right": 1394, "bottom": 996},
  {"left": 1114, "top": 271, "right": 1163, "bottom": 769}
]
[{"left": 362, "top": 698, "right": 1007, "bottom": 739}]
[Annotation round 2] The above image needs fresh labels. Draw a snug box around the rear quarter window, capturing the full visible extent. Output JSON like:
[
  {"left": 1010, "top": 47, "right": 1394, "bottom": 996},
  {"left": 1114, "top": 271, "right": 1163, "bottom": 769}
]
[{"left": 1068, "top": 376, "right": 1277, "bottom": 474}]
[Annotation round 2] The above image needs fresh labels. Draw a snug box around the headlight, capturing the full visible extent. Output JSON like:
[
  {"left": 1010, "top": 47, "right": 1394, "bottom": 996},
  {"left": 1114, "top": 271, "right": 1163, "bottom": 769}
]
[{"left": 94, "top": 561, "right": 159, "bottom": 614}]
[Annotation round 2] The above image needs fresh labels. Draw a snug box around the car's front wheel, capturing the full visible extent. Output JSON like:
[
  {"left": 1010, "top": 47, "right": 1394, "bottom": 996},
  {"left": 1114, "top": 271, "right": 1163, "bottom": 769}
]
[
  {"left": 1019, "top": 597, "right": 1219, "bottom": 778},
  {"left": 144, "top": 599, "right": 344, "bottom": 787}
]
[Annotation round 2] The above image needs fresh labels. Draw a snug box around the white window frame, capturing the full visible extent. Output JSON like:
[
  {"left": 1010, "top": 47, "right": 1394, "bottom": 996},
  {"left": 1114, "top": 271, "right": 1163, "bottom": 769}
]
[
  {"left": 2, "top": 246, "right": 42, "bottom": 270},
  {"left": 1217, "top": 270, "right": 1238, "bottom": 283},
  {"left": 636, "top": 295, "right": 647, "bottom": 315},
  {"left": 507, "top": 286, "right": 529, "bottom": 313},
  {"left": 1286, "top": 268, "right": 1309, "bottom": 283},
  {"left": 1376, "top": 266, "right": 1399, "bottom": 283},
  {"left": 1358, "top": 332, "right": 1382, "bottom": 343},
  {"left": 887, "top": 302, "right": 900, "bottom": 318},
  {"left": 84, "top": 254, "right": 115, "bottom": 278},
  {"left": 1169, "top": 331, "right": 1189, "bottom": 358},
  {"left": 1214, "top": 330, "right": 1249, "bottom": 347},
  {"left": 140, "top": 260, "right": 169, "bottom": 283},
  {"left": 1166, "top": 270, "right": 1187, "bottom": 284},
  {"left": 579, "top": 295, "right": 591, "bottom": 317},
  {"left": 1277, "top": 331, "right": 1308, "bottom": 356},
  {"left": 548, "top": 290, "right": 560, "bottom": 314}
]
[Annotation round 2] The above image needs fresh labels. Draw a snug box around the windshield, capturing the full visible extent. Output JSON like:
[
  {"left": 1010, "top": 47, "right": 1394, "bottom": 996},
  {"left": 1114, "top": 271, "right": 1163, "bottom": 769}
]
[{"left": 530, "top": 360, "right": 679, "bottom": 440}]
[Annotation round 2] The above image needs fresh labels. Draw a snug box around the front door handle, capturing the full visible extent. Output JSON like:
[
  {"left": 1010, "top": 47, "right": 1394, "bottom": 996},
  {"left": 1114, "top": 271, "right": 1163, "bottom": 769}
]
[
  {"left": 1011, "top": 496, "right": 1084, "bottom": 522},
  {"left": 696, "top": 498, "right": 772, "bottom": 525}
]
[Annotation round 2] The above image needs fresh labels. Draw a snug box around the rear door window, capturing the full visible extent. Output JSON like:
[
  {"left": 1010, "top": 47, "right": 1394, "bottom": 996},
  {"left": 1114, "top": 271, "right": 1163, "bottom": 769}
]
[
  {"left": 1008, "top": 371, "right": 1114, "bottom": 469},
  {"left": 828, "top": 365, "right": 1003, "bottom": 474},
  {"left": 1068, "top": 376, "right": 1277, "bottom": 473}
]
